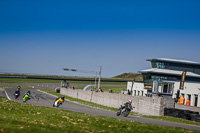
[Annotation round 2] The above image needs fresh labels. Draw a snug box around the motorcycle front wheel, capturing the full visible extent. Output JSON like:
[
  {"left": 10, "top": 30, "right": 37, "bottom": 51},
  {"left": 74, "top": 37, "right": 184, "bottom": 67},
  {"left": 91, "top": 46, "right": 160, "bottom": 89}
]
[
  {"left": 116, "top": 111, "right": 121, "bottom": 116},
  {"left": 123, "top": 111, "right": 130, "bottom": 117},
  {"left": 56, "top": 101, "right": 61, "bottom": 107}
]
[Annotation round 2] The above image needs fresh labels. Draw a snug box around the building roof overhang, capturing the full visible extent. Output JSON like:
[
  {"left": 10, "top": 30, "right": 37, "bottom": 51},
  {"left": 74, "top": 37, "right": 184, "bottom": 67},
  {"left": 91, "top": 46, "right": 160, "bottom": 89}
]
[
  {"left": 146, "top": 58, "right": 200, "bottom": 66},
  {"left": 139, "top": 68, "right": 200, "bottom": 78}
]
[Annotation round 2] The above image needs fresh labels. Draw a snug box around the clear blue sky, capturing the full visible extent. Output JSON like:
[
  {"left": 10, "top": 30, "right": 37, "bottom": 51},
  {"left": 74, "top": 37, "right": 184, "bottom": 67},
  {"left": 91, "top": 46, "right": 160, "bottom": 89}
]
[{"left": 1, "top": 0, "right": 200, "bottom": 77}]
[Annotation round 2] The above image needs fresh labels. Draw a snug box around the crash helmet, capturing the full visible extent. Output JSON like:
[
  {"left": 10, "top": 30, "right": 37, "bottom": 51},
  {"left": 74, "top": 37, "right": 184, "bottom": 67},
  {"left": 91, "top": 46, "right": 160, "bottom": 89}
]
[
  {"left": 17, "top": 85, "right": 21, "bottom": 89},
  {"left": 27, "top": 91, "right": 31, "bottom": 95},
  {"left": 61, "top": 96, "right": 65, "bottom": 99},
  {"left": 129, "top": 100, "right": 132, "bottom": 104}
]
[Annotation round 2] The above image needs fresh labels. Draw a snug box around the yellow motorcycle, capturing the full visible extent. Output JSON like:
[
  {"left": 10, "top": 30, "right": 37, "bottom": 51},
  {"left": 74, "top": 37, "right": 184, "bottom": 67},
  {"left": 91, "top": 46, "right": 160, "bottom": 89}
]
[{"left": 53, "top": 96, "right": 64, "bottom": 107}]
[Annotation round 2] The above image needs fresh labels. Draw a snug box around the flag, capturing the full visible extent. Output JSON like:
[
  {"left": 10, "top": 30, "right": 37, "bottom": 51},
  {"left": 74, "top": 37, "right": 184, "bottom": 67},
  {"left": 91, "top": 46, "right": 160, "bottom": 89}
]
[
  {"left": 179, "top": 70, "right": 187, "bottom": 90},
  {"left": 131, "top": 79, "right": 135, "bottom": 92}
]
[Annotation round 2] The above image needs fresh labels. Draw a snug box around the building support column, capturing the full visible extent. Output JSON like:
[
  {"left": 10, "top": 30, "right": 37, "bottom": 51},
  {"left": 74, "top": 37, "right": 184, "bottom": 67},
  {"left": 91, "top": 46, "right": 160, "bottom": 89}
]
[
  {"left": 191, "top": 94, "right": 195, "bottom": 106},
  {"left": 197, "top": 93, "right": 200, "bottom": 107},
  {"left": 184, "top": 93, "right": 188, "bottom": 105}
]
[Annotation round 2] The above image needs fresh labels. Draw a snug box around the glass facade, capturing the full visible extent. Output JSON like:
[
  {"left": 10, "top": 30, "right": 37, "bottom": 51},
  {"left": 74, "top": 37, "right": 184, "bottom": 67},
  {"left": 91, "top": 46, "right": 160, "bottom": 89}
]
[
  {"left": 152, "top": 62, "right": 169, "bottom": 69},
  {"left": 151, "top": 61, "right": 200, "bottom": 75},
  {"left": 143, "top": 74, "right": 177, "bottom": 83}
]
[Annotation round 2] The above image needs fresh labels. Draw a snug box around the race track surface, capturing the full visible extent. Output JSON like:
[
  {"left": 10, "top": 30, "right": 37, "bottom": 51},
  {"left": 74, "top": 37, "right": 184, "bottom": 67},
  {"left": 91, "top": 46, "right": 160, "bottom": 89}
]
[{"left": 3, "top": 88, "right": 200, "bottom": 131}]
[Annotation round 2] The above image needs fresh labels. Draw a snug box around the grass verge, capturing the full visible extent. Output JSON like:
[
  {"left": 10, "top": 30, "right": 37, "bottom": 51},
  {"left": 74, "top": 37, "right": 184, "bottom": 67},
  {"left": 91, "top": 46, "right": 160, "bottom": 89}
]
[{"left": 0, "top": 96, "right": 198, "bottom": 133}]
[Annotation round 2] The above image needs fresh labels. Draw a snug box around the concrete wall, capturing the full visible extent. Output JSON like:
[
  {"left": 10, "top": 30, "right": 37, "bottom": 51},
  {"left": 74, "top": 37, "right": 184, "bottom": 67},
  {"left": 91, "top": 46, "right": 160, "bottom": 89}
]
[{"left": 61, "top": 88, "right": 175, "bottom": 116}]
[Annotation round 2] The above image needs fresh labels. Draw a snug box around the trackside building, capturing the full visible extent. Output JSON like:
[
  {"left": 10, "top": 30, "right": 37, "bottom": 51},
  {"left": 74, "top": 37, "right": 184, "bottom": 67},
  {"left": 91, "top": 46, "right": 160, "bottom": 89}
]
[{"left": 127, "top": 58, "right": 200, "bottom": 107}]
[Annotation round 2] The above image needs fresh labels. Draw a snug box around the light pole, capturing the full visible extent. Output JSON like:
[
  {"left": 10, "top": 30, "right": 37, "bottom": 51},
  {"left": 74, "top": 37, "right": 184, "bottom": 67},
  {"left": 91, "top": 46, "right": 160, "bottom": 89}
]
[
  {"left": 63, "top": 66, "right": 102, "bottom": 89},
  {"left": 95, "top": 72, "right": 97, "bottom": 88},
  {"left": 98, "top": 66, "right": 102, "bottom": 89}
]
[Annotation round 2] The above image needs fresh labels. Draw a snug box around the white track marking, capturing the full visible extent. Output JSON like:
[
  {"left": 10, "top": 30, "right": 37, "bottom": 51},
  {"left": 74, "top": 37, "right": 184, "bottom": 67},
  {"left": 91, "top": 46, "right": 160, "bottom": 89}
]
[{"left": 4, "top": 88, "right": 11, "bottom": 100}]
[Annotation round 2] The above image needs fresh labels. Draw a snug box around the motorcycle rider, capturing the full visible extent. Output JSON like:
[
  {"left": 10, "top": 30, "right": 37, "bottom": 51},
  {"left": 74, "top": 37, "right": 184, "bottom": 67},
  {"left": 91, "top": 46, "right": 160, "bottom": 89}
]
[
  {"left": 23, "top": 91, "right": 31, "bottom": 102},
  {"left": 121, "top": 100, "right": 132, "bottom": 110},
  {"left": 117, "top": 100, "right": 133, "bottom": 117},
  {"left": 17, "top": 85, "right": 21, "bottom": 90},
  {"left": 53, "top": 96, "right": 65, "bottom": 107},
  {"left": 14, "top": 86, "right": 21, "bottom": 99}
]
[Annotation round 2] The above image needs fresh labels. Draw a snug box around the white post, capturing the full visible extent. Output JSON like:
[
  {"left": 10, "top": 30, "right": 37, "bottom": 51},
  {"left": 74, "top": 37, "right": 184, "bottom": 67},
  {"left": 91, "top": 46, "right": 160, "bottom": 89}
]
[
  {"left": 95, "top": 72, "right": 97, "bottom": 88},
  {"left": 98, "top": 66, "right": 102, "bottom": 89}
]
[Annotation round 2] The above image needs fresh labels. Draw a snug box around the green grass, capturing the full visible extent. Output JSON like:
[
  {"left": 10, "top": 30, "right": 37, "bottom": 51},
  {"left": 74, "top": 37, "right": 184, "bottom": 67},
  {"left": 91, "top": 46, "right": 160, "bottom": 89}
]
[
  {"left": 100, "top": 86, "right": 125, "bottom": 94},
  {"left": 72, "top": 86, "right": 125, "bottom": 94},
  {"left": 144, "top": 115, "right": 200, "bottom": 127},
  {"left": 0, "top": 96, "right": 198, "bottom": 133},
  {"left": 0, "top": 78, "right": 127, "bottom": 86},
  {"left": 0, "top": 78, "right": 126, "bottom": 94},
  {"left": 0, "top": 78, "right": 61, "bottom": 83},
  {"left": 41, "top": 89, "right": 200, "bottom": 127}
]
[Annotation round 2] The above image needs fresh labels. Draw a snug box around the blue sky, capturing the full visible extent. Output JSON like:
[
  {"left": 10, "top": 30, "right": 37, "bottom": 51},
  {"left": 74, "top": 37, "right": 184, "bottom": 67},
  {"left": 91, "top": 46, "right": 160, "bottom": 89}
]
[{"left": 0, "top": 0, "right": 200, "bottom": 77}]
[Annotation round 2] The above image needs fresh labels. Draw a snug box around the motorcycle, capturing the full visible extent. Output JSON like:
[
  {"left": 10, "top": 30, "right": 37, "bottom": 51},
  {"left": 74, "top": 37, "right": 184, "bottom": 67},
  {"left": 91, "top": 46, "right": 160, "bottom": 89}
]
[
  {"left": 53, "top": 98, "right": 64, "bottom": 107},
  {"left": 23, "top": 94, "right": 30, "bottom": 102},
  {"left": 116, "top": 104, "right": 133, "bottom": 117},
  {"left": 14, "top": 92, "right": 20, "bottom": 99}
]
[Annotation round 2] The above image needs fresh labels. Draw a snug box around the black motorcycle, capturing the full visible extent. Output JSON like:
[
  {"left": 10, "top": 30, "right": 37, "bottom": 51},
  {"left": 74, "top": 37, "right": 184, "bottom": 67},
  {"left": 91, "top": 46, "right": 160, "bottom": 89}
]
[
  {"left": 14, "top": 91, "right": 20, "bottom": 99},
  {"left": 116, "top": 104, "right": 133, "bottom": 117}
]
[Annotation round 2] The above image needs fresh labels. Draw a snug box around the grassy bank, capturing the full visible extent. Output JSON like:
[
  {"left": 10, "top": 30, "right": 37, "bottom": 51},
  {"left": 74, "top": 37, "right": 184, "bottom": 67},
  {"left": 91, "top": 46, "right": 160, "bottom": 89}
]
[{"left": 0, "top": 96, "right": 198, "bottom": 133}]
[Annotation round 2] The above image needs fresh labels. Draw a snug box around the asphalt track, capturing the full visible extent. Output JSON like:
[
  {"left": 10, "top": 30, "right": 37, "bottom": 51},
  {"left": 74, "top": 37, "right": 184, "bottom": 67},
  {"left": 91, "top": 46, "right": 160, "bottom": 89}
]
[{"left": 3, "top": 88, "right": 200, "bottom": 131}]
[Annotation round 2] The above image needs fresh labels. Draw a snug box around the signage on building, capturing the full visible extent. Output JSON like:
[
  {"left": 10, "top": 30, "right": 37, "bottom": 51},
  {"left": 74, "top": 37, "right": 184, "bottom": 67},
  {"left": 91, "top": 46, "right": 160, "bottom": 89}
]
[
  {"left": 179, "top": 70, "right": 187, "bottom": 90},
  {"left": 145, "top": 86, "right": 152, "bottom": 89}
]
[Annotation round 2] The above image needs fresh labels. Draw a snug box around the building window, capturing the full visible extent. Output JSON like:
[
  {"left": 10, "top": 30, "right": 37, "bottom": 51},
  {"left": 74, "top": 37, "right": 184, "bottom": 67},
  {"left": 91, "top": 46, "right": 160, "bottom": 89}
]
[
  {"left": 195, "top": 95, "right": 198, "bottom": 107},
  {"left": 163, "top": 83, "right": 168, "bottom": 93},
  {"left": 187, "top": 94, "right": 191, "bottom": 101},
  {"left": 168, "top": 84, "right": 173, "bottom": 93},
  {"left": 162, "top": 83, "right": 174, "bottom": 94},
  {"left": 156, "top": 62, "right": 166, "bottom": 69}
]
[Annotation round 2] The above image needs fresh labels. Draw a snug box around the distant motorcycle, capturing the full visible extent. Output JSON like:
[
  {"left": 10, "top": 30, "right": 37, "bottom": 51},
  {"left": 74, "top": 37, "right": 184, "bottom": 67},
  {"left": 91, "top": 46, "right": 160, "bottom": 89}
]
[
  {"left": 116, "top": 104, "right": 133, "bottom": 117},
  {"left": 14, "top": 89, "right": 20, "bottom": 99},
  {"left": 53, "top": 96, "right": 64, "bottom": 107}
]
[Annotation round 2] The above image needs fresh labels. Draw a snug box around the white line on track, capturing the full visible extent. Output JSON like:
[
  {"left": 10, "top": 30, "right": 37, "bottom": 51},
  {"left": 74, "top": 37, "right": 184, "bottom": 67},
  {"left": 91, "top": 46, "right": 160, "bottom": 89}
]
[{"left": 4, "top": 88, "right": 11, "bottom": 100}]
